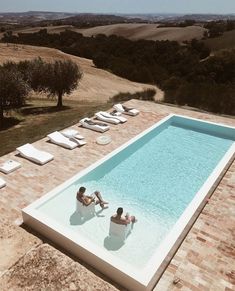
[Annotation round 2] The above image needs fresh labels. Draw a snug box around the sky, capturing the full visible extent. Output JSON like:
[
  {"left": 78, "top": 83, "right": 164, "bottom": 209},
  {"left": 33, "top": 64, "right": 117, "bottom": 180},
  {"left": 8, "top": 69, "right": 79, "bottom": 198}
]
[{"left": 0, "top": 0, "right": 235, "bottom": 14}]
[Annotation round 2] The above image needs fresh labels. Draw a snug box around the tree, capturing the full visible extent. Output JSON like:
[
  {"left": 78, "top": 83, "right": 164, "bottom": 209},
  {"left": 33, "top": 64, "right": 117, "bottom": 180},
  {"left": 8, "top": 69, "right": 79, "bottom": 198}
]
[
  {"left": 226, "top": 20, "right": 235, "bottom": 31},
  {"left": 17, "top": 58, "right": 83, "bottom": 108},
  {"left": 18, "top": 58, "right": 49, "bottom": 90},
  {"left": 93, "top": 52, "right": 109, "bottom": 69},
  {"left": 190, "top": 38, "right": 211, "bottom": 59},
  {"left": 0, "top": 66, "right": 28, "bottom": 128},
  {"left": 39, "top": 60, "right": 82, "bottom": 107}
]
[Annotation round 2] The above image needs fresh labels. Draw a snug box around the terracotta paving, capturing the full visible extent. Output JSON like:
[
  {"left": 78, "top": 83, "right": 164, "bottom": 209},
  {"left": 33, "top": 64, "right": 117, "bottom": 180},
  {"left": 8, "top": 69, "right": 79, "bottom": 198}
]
[{"left": 0, "top": 100, "right": 234, "bottom": 290}]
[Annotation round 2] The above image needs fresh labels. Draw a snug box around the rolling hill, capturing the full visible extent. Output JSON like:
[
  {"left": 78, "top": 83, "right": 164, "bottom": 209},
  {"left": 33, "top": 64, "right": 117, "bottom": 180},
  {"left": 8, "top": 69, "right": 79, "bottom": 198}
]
[
  {"left": 0, "top": 43, "right": 163, "bottom": 102},
  {"left": 203, "top": 29, "right": 235, "bottom": 52},
  {"left": 4, "top": 23, "right": 207, "bottom": 43},
  {"left": 75, "top": 23, "right": 207, "bottom": 42}
]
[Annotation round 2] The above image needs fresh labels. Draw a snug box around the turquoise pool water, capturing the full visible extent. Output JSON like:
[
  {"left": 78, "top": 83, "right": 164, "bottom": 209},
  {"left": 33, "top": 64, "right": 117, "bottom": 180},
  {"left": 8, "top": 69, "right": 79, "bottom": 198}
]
[{"left": 38, "top": 116, "right": 235, "bottom": 268}]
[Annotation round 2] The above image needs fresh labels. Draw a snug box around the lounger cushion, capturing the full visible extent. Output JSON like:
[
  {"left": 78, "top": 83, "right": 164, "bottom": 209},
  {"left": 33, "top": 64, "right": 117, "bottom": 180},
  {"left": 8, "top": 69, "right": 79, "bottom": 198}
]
[
  {"left": 61, "top": 129, "right": 84, "bottom": 140},
  {"left": 95, "top": 112, "right": 120, "bottom": 124},
  {"left": 61, "top": 129, "right": 78, "bottom": 137},
  {"left": 47, "top": 131, "right": 78, "bottom": 149},
  {"left": 17, "top": 143, "right": 54, "bottom": 165},
  {"left": 80, "top": 118, "right": 110, "bottom": 133},
  {"left": 100, "top": 111, "right": 127, "bottom": 123},
  {"left": 113, "top": 104, "right": 139, "bottom": 116},
  {"left": 70, "top": 137, "right": 86, "bottom": 146}
]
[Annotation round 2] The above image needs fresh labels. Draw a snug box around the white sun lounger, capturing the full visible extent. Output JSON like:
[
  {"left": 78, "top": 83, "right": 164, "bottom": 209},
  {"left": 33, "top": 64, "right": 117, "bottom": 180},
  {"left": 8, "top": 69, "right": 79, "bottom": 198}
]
[
  {"left": 0, "top": 177, "right": 6, "bottom": 189},
  {"left": 97, "top": 111, "right": 127, "bottom": 123},
  {"left": 95, "top": 112, "right": 120, "bottom": 124},
  {"left": 109, "top": 221, "right": 131, "bottom": 241},
  {"left": 16, "top": 143, "right": 54, "bottom": 165},
  {"left": 69, "top": 137, "right": 86, "bottom": 146},
  {"left": 47, "top": 131, "right": 78, "bottom": 149},
  {"left": 113, "top": 104, "right": 139, "bottom": 116},
  {"left": 61, "top": 129, "right": 84, "bottom": 140},
  {"left": 0, "top": 160, "right": 21, "bottom": 174},
  {"left": 80, "top": 118, "right": 110, "bottom": 133}
]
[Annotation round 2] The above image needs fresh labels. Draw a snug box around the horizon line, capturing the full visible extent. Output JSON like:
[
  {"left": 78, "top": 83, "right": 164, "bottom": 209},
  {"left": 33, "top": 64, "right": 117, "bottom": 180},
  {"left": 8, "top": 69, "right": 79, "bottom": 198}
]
[{"left": 0, "top": 10, "right": 234, "bottom": 15}]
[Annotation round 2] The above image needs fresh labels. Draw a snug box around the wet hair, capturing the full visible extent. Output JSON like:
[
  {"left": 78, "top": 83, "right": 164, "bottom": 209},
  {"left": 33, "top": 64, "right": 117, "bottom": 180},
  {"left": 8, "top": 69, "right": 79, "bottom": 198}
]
[
  {"left": 79, "top": 186, "right": 86, "bottom": 193},
  {"left": 117, "top": 207, "right": 123, "bottom": 215}
]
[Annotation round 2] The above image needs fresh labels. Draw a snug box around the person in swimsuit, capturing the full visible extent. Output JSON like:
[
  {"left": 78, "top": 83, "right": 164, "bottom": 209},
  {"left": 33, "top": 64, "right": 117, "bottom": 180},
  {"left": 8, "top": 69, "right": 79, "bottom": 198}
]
[
  {"left": 77, "top": 186, "right": 108, "bottom": 209},
  {"left": 111, "top": 207, "right": 137, "bottom": 225}
]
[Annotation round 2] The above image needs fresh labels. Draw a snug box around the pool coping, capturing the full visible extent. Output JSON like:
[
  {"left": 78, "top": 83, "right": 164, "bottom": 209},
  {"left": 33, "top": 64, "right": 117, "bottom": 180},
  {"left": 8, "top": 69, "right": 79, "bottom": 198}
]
[{"left": 22, "top": 113, "right": 235, "bottom": 291}]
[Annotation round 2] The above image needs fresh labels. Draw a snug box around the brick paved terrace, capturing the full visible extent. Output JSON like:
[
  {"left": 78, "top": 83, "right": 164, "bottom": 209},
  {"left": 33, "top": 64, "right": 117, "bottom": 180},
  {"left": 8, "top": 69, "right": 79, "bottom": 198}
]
[{"left": 0, "top": 100, "right": 234, "bottom": 290}]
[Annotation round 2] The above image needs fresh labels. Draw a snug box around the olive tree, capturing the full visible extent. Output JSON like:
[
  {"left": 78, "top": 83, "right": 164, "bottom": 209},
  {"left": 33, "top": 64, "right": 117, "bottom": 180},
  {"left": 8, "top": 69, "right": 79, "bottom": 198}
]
[
  {"left": 0, "top": 66, "right": 28, "bottom": 128},
  {"left": 48, "top": 60, "right": 83, "bottom": 107},
  {"left": 17, "top": 58, "right": 83, "bottom": 108}
]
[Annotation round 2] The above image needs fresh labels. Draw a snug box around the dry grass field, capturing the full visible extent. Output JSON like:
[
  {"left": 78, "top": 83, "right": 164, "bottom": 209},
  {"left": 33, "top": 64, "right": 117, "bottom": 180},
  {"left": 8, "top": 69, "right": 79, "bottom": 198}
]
[
  {"left": 203, "top": 29, "right": 235, "bottom": 52},
  {"left": 76, "top": 23, "right": 206, "bottom": 42},
  {"left": 10, "top": 25, "right": 74, "bottom": 35},
  {"left": 0, "top": 43, "right": 162, "bottom": 102},
  {"left": 2, "top": 23, "right": 207, "bottom": 43},
  {"left": 0, "top": 26, "right": 73, "bottom": 39}
]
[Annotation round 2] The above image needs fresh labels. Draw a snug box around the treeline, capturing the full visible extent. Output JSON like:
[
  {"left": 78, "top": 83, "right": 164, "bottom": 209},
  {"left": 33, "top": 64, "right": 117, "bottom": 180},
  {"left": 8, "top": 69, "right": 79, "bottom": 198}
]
[
  {"left": 35, "top": 14, "right": 139, "bottom": 29},
  {"left": 204, "top": 20, "right": 235, "bottom": 38},
  {"left": 2, "top": 30, "right": 235, "bottom": 115},
  {"left": 159, "top": 20, "right": 235, "bottom": 38},
  {"left": 111, "top": 89, "right": 156, "bottom": 103},
  {"left": 158, "top": 19, "right": 196, "bottom": 28}
]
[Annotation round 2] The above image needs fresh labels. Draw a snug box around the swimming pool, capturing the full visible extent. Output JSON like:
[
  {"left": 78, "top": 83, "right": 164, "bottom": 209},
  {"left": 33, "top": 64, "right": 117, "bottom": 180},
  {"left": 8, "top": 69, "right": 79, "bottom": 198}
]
[{"left": 22, "top": 114, "right": 235, "bottom": 290}]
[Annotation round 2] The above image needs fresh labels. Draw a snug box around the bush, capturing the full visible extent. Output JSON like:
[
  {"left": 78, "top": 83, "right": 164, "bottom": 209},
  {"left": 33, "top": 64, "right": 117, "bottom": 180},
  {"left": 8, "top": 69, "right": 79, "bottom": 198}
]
[{"left": 112, "top": 89, "right": 156, "bottom": 103}]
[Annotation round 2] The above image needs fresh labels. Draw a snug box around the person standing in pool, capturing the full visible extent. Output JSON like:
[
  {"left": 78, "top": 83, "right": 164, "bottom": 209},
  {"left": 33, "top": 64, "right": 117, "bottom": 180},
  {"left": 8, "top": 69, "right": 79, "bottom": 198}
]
[
  {"left": 111, "top": 207, "right": 137, "bottom": 225},
  {"left": 77, "top": 186, "right": 108, "bottom": 209}
]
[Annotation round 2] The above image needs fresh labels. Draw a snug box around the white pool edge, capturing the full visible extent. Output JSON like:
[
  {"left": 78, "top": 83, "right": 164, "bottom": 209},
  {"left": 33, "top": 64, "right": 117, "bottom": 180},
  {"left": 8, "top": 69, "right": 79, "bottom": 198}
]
[{"left": 22, "top": 114, "right": 235, "bottom": 291}]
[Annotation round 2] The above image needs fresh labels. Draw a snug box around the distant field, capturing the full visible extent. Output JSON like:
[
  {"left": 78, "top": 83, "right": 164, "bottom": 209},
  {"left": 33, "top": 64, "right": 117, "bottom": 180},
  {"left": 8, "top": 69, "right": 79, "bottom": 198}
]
[
  {"left": 203, "top": 30, "right": 235, "bottom": 51},
  {"left": 76, "top": 23, "right": 206, "bottom": 42},
  {"left": 12, "top": 25, "right": 74, "bottom": 35},
  {"left": 2, "top": 23, "right": 207, "bottom": 42},
  {"left": 0, "top": 25, "right": 74, "bottom": 39}
]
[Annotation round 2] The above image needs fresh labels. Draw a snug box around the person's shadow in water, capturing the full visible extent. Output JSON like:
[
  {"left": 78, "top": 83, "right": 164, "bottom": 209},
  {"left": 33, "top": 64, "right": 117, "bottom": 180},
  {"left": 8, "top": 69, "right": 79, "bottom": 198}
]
[
  {"left": 70, "top": 209, "right": 125, "bottom": 251},
  {"left": 70, "top": 211, "right": 88, "bottom": 225},
  {"left": 69, "top": 208, "right": 106, "bottom": 226},
  {"left": 103, "top": 236, "right": 125, "bottom": 251}
]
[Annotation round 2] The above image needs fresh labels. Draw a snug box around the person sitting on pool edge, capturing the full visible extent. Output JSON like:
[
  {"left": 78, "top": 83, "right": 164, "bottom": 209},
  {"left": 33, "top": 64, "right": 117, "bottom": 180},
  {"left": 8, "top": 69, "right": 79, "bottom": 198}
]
[
  {"left": 77, "top": 186, "right": 108, "bottom": 209},
  {"left": 111, "top": 207, "right": 137, "bottom": 225}
]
